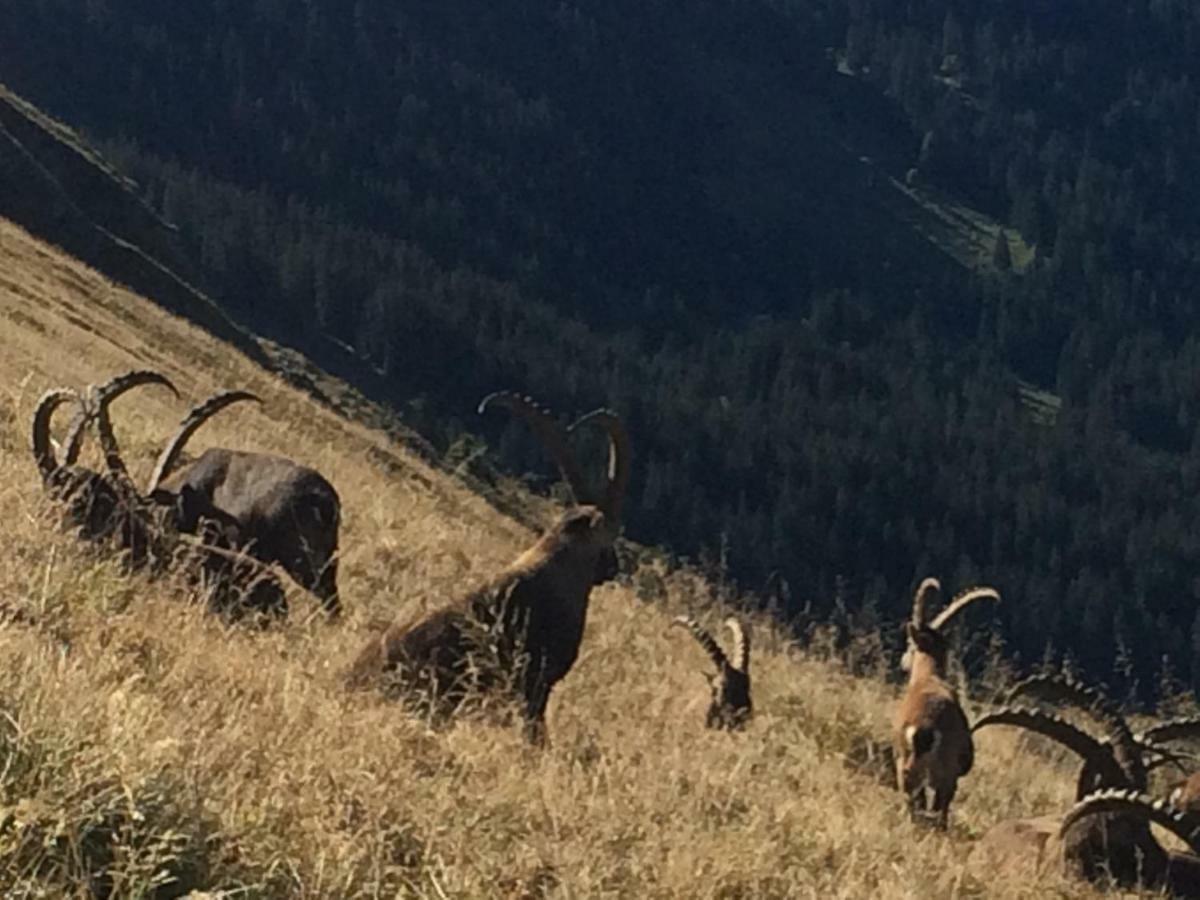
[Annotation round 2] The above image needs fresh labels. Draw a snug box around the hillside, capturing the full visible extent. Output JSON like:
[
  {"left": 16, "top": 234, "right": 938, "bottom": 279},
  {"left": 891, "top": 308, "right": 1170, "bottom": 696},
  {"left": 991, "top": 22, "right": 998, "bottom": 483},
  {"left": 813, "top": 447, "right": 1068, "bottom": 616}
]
[
  {"left": 9, "top": 1, "right": 1200, "bottom": 698},
  {"left": 0, "top": 216, "right": 1171, "bottom": 897}
]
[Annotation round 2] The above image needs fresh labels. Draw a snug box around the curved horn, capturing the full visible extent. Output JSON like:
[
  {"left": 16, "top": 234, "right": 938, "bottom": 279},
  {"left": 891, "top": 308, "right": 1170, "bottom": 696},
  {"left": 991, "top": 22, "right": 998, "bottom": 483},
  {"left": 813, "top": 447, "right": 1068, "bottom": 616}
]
[
  {"left": 928, "top": 585, "right": 1000, "bottom": 632},
  {"left": 1004, "top": 673, "right": 1143, "bottom": 788},
  {"left": 1140, "top": 718, "right": 1200, "bottom": 746},
  {"left": 971, "top": 707, "right": 1127, "bottom": 786},
  {"left": 1144, "top": 744, "right": 1200, "bottom": 776},
  {"left": 147, "top": 390, "right": 261, "bottom": 493},
  {"left": 59, "top": 399, "right": 94, "bottom": 466},
  {"left": 478, "top": 392, "right": 589, "bottom": 504},
  {"left": 672, "top": 616, "right": 729, "bottom": 671},
  {"left": 1059, "top": 788, "right": 1200, "bottom": 852},
  {"left": 87, "top": 371, "right": 179, "bottom": 483},
  {"left": 911, "top": 577, "right": 940, "bottom": 628},
  {"left": 725, "top": 617, "right": 749, "bottom": 673},
  {"left": 31, "top": 388, "right": 80, "bottom": 479},
  {"left": 569, "top": 408, "right": 630, "bottom": 527}
]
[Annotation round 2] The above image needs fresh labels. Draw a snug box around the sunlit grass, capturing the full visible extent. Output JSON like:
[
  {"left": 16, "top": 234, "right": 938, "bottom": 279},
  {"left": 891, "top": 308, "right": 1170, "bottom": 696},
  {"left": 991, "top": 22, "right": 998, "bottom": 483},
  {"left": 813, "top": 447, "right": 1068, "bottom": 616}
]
[{"left": 0, "top": 217, "right": 1162, "bottom": 896}]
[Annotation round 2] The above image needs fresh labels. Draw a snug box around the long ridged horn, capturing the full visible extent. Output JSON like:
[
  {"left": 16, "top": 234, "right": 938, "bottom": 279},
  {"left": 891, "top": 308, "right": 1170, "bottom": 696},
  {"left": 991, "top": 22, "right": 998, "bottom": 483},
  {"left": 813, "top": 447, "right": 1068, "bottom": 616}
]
[
  {"left": 1144, "top": 745, "right": 1200, "bottom": 775},
  {"left": 59, "top": 401, "right": 93, "bottom": 466},
  {"left": 971, "top": 707, "right": 1127, "bottom": 786},
  {"left": 1004, "top": 673, "right": 1143, "bottom": 788},
  {"left": 31, "top": 388, "right": 81, "bottom": 478},
  {"left": 911, "top": 577, "right": 941, "bottom": 628},
  {"left": 928, "top": 585, "right": 1000, "bottom": 632},
  {"left": 569, "top": 408, "right": 630, "bottom": 527},
  {"left": 479, "top": 392, "right": 589, "bottom": 504},
  {"left": 1140, "top": 718, "right": 1200, "bottom": 746},
  {"left": 1059, "top": 788, "right": 1200, "bottom": 851},
  {"left": 87, "top": 371, "right": 179, "bottom": 482},
  {"left": 725, "top": 617, "right": 749, "bottom": 673},
  {"left": 673, "top": 616, "right": 729, "bottom": 671},
  {"left": 147, "top": 390, "right": 261, "bottom": 493}
]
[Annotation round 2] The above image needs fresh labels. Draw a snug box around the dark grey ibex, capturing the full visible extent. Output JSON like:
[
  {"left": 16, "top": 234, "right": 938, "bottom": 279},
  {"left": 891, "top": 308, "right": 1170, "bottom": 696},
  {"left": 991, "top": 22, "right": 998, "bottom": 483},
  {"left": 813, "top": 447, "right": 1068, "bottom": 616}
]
[
  {"left": 672, "top": 616, "right": 751, "bottom": 730},
  {"left": 89, "top": 384, "right": 287, "bottom": 620},
  {"left": 347, "top": 392, "right": 629, "bottom": 744},
  {"left": 143, "top": 390, "right": 342, "bottom": 616},
  {"left": 972, "top": 673, "right": 1200, "bottom": 886},
  {"left": 893, "top": 577, "right": 999, "bottom": 828}
]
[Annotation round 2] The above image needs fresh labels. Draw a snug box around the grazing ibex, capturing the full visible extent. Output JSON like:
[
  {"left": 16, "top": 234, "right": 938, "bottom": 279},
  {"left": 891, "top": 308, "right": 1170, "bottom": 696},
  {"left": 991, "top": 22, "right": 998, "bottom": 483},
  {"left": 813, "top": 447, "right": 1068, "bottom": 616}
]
[
  {"left": 672, "top": 615, "right": 751, "bottom": 730},
  {"left": 90, "top": 383, "right": 287, "bottom": 620},
  {"left": 1057, "top": 790, "right": 1200, "bottom": 896},
  {"left": 971, "top": 673, "right": 1200, "bottom": 886},
  {"left": 31, "top": 371, "right": 178, "bottom": 550},
  {"left": 893, "top": 577, "right": 999, "bottom": 828},
  {"left": 348, "top": 392, "right": 629, "bottom": 744},
  {"left": 145, "top": 390, "right": 342, "bottom": 616}
]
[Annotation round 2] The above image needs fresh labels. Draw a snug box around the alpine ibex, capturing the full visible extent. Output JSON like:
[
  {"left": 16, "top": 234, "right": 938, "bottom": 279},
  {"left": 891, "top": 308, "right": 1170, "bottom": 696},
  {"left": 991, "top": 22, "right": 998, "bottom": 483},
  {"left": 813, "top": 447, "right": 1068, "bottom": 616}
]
[
  {"left": 672, "top": 615, "right": 751, "bottom": 730},
  {"left": 971, "top": 673, "right": 1200, "bottom": 886},
  {"left": 1057, "top": 789, "right": 1200, "bottom": 896},
  {"left": 145, "top": 390, "right": 342, "bottom": 616},
  {"left": 347, "top": 392, "right": 629, "bottom": 744},
  {"left": 893, "top": 577, "right": 999, "bottom": 828},
  {"left": 31, "top": 371, "right": 178, "bottom": 550},
  {"left": 90, "top": 384, "right": 287, "bottom": 620}
]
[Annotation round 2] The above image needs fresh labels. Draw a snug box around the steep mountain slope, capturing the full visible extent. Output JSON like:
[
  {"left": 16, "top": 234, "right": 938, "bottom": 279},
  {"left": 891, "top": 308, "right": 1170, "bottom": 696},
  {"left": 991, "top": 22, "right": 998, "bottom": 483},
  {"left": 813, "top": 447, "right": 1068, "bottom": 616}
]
[
  {"left": 0, "top": 217, "right": 1129, "bottom": 897},
  {"left": 10, "top": 3, "right": 1200, "bottom": 701}
]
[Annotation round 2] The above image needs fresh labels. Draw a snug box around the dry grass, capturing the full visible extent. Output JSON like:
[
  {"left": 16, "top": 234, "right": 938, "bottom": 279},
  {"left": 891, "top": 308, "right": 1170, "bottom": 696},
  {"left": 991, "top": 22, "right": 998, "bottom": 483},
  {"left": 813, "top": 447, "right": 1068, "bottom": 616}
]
[{"left": 0, "top": 217, "right": 1161, "bottom": 897}]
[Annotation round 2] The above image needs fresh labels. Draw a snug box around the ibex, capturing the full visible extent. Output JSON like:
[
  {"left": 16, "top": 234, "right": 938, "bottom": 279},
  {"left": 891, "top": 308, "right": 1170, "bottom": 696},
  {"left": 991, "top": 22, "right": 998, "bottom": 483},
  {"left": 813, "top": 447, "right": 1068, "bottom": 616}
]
[
  {"left": 671, "top": 616, "right": 751, "bottom": 730},
  {"left": 144, "top": 389, "right": 342, "bottom": 616},
  {"left": 31, "top": 371, "right": 178, "bottom": 550},
  {"left": 347, "top": 392, "right": 629, "bottom": 744},
  {"left": 1058, "top": 789, "right": 1200, "bottom": 897},
  {"left": 972, "top": 673, "right": 1200, "bottom": 885},
  {"left": 893, "top": 577, "right": 999, "bottom": 828},
  {"left": 89, "top": 384, "right": 287, "bottom": 620}
]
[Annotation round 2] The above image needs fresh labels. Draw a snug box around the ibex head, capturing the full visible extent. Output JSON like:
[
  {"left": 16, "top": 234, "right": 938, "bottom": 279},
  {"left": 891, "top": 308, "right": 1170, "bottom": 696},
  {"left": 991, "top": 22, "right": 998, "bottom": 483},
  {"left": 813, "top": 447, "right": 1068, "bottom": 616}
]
[
  {"left": 672, "top": 615, "right": 752, "bottom": 730},
  {"left": 479, "top": 392, "right": 630, "bottom": 584},
  {"left": 901, "top": 578, "right": 999, "bottom": 675}
]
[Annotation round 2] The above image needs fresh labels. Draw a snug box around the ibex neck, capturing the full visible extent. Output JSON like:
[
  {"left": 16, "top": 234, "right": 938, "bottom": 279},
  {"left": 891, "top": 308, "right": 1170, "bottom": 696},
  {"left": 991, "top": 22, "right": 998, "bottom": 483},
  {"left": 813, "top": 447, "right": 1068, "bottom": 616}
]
[{"left": 908, "top": 653, "right": 942, "bottom": 684}]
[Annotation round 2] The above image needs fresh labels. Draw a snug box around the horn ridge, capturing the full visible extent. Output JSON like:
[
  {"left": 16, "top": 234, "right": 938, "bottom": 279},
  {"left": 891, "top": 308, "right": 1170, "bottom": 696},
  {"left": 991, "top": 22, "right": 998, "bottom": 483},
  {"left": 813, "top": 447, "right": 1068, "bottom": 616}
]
[
  {"left": 911, "top": 577, "right": 941, "bottom": 628},
  {"left": 568, "top": 408, "right": 630, "bottom": 529},
  {"left": 927, "top": 585, "right": 1000, "bottom": 632},
  {"left": 31, "top": 388, "right": 80, "bottom": 478},
  {"left": 672, "top": 615, "right": 729, "bottom": 671},
  {"left": 1139, "top": 717, "right": 1200, "bottom": 746},
  {"left": 86, "top": 371, "right": 179, "bottom": 485},
  {"left": 971, "top": 707, "right": 1124, "bottom": 781},
  {"left": 725, "top": 617, "right": 749, "bottom": 673},
  {"left": 479, "top": 391, "right": 591, "bottom": 505},
  {"left": 148, "top": 390, "right": 261, "bottom": 493},
  {"left": 1059, "top": 787, "right": 1200, "bottom": 851}
]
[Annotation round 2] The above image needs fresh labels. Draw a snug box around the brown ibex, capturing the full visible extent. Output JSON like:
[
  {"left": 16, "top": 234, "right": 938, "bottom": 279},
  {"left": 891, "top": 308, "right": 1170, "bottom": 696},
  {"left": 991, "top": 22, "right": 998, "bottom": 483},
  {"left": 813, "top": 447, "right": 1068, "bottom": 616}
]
[
  {"left": 672, "top": 615, "right": 751, "bottom": 730},
  {"left": 90, "top": 384, "right": 287, "bottom": 620},
  {"left": 144, "top": 390, "right": 342, "bottom": 616},
  {"left": 347, "top": 392, "right": 629, "bottom": 744},
  {"left": 893, "top": 577, "right": 999, "bottom": 828},
  {"left": 31, "top": 371, "right": 178, "bottom": 551}
]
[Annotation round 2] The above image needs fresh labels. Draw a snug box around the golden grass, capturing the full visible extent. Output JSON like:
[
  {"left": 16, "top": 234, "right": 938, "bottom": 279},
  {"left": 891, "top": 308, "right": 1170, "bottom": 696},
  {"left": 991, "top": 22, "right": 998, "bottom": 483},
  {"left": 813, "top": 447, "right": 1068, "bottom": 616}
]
[{"left": 0, "top": 217, "right": 1161, "bottom": 896}]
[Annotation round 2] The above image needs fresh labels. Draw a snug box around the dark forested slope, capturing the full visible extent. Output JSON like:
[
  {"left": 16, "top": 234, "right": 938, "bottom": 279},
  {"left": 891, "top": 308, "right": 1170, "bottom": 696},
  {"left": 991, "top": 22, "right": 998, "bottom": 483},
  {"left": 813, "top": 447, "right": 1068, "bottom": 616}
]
[{"left": 6, "top": 0, "right": 1200, "bottom": 698}]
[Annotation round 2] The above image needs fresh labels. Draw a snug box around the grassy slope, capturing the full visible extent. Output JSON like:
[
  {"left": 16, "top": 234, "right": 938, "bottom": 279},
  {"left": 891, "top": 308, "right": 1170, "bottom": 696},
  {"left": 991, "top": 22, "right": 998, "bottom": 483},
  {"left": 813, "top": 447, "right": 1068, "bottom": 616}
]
[{"left": 0, "top": 217, "right": 1144, "bottom": 897}]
